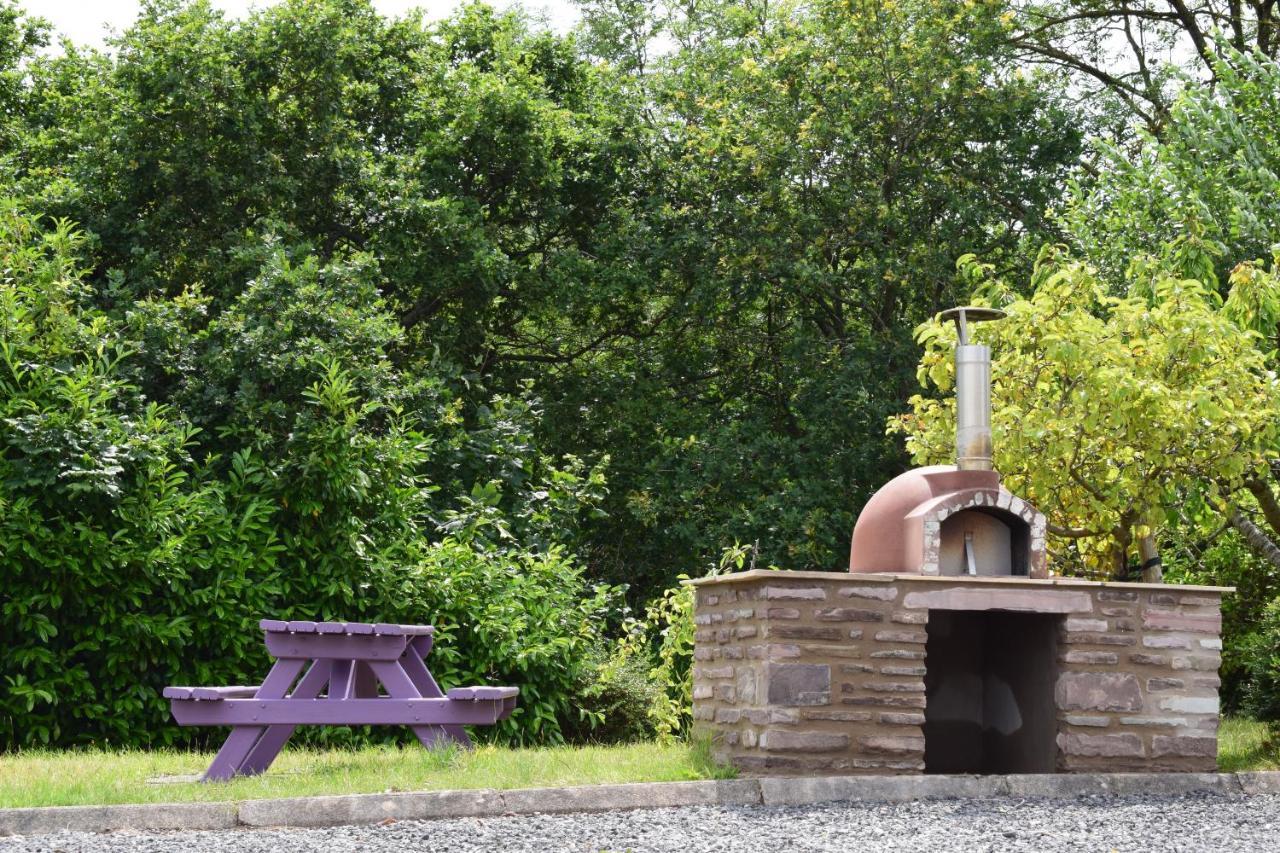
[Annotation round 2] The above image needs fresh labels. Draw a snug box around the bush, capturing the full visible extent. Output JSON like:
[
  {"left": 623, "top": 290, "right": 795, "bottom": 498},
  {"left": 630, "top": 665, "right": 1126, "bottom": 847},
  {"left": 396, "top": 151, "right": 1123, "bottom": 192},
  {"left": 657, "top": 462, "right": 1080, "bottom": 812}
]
[{"left": 0, "top": 204, "right": 622, "bottom": 748}]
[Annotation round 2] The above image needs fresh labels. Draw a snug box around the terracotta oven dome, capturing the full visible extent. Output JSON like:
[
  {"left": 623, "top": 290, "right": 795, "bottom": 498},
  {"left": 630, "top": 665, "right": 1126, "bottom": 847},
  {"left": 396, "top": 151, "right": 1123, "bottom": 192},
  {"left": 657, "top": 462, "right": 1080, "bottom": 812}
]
[{"left": 849, "top": 465, "right": 1047, "bottom": 577}]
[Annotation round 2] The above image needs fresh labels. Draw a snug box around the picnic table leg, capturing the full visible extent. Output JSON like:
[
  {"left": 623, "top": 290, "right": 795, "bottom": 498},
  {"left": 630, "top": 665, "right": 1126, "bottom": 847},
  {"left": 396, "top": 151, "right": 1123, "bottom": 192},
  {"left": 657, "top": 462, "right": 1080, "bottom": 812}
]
[
  {"left": 202, "top": 657, "right": 307, "bottom": 782},
  {"left": 234, "top": 659, "right": 333, "bottom": 778},
  {"left": 353, "top": 661, "right": 379, "bottom": 698},
  {"left": 398, "top": 638, "right": 473, "bottom": 746},
  {"left": 366, "top": 659, "right": 472, "bottom": 749}
]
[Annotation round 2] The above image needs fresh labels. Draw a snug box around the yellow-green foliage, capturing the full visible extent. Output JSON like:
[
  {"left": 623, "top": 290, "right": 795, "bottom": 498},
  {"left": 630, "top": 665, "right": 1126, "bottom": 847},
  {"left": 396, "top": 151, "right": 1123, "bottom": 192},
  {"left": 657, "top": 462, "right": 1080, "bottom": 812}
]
[{"left": 893, "top": 246, "right": 1280, "bottom": 572}]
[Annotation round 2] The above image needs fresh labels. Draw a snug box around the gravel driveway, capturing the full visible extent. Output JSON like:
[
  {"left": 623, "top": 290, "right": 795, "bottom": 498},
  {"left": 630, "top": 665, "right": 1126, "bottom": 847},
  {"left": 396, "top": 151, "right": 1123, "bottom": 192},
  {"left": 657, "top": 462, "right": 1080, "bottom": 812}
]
[{"left": 3, "top": 792, "right": 1278, "bottom": 852}]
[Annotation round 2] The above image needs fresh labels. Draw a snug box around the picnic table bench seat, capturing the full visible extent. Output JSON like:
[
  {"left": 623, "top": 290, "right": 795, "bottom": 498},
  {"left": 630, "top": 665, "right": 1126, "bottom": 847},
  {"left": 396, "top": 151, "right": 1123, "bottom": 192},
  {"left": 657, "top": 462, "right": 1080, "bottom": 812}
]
[{"left": 166, "top": 617, "right": 518, "bottom": 782}]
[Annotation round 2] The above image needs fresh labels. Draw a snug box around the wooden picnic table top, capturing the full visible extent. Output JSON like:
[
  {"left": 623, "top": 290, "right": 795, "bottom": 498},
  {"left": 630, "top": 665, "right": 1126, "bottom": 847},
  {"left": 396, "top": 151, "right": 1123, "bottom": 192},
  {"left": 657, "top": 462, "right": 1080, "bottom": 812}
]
[{"left": 258, "top": 619, "right": 435, "bottom": 637}]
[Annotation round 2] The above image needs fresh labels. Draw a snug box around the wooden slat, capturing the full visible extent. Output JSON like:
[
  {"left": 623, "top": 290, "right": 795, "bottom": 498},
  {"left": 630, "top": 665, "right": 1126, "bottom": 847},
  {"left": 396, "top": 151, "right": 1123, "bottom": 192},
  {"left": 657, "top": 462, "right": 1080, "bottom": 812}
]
[
  {"left": 446, "top": 686, "right": 519, "bottom": 701},
  {"left": 171, "top": 698, "right": 503, "bottom": 726},
  {"left": 316, "top": 622, "right": 346, "bottom": 634},
  {"left": 287, "top": 620, "right": 318, "bottom": 634},
  {"left": 260, "top": 619, "right": 289, "bottom": 632}
]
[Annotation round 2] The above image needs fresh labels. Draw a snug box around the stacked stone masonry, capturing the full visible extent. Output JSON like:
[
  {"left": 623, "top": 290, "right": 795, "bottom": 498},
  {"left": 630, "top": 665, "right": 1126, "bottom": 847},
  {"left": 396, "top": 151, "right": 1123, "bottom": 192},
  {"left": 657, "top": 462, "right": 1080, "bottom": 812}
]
[{"left": 690, "top": 572, "right": 1227, "bottom": 776}]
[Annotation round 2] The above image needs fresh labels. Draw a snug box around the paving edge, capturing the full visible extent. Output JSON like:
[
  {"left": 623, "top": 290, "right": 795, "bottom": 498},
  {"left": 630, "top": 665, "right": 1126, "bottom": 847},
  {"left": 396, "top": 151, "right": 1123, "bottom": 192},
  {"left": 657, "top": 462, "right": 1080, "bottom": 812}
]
[{"left": 3, "top": 772, "right": 1278, "bottom": 836}]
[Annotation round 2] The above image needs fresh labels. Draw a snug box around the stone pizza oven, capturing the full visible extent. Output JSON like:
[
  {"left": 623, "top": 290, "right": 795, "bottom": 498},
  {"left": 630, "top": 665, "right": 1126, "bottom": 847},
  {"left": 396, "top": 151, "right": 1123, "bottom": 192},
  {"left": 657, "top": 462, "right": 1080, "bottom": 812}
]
[{"left": 691, "top": 307, "right": 1229, "bottom": 776}]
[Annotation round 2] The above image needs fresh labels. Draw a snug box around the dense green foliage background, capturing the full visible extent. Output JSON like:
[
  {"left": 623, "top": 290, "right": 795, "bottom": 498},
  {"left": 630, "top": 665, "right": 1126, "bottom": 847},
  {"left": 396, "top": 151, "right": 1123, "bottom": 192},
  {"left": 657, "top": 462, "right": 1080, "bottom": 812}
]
[{"left": 1, "top": 0, "right": 1279, "bottom": 747}]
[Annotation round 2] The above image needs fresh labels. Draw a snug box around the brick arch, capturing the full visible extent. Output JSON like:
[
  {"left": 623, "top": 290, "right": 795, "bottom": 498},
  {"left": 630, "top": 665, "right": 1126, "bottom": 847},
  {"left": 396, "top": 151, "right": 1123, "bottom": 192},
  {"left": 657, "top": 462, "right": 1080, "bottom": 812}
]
[{"left": 910, "top": 488, "right": 1047, "bottom": 579}]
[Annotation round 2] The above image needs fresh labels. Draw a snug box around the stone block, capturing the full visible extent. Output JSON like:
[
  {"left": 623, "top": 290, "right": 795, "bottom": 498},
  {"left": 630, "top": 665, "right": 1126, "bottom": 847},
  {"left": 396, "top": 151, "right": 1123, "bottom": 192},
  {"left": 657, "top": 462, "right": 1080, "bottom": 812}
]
[
  {"left": 815, "top": 608, "right": 884, "bottom": 622},
  {"left": 879, "top": 712, "right": 926, "bottom": 726},
  {"left": 880, "top": 665, "right": 927, "bottom": 676},
  {"left": 1142, "top": 610, "right": 1221, "bottom": 633},
  {"left": 890, "top": 611, "right": 928, "bottom": 625},
  {"left": 1151, "top": 736, "right": 1216, "bottom": 758},
  {"left": 759, "top": 729, "right": 850, "bottom": 752},
  {"left": 901, "top": 588, "right": 1091, "bottom": 613},
  {"left": 1056, "top": 732, "right": 1144, "bottom": 757},
  {"left": 1060, "top": 651, "right": 1119, "bottom": 665},
  {"left": 1200, "top": 638, "right": 1223, "bottom": 650},
  {"left": 1063, "top": 715, "right": 1110, "bottom": 727},
  {"left": 735, "top": 626, "right": 758, "bottom": 639},
  {"left": 839, "top": 662, "right": 874, "bottom": 674},
  {"left": 1147, "top": 677, "right": 1184, "bottom": 691},
  {"left": 714, "top": 708, "right": 740, "bottom": 723},
  {"left": 1172, "top": 656, "right": 1221, "bottom": 672},
  {"left": 1061, "top": 633, "right": 1135, "bottom": 646},
  {"left": 874, "top": 630, "right": 927, "bottom": 644},
  {"left": 766, "top": 607, "right": 800, "bottom": 619},
  {"left": 769, "top": 625, "right": 844, "bottom": 641},
  {"left": 865, "top": 681, "right": 926, "bottom": 693},
  {"left": 838, "top": 586, "right": 899, "bottom": 601},
  {"left": 766, "top": 663, "right": 831, "bottom": 706},
  {"left": 1158, "top": 696, "right": 1219, "bottom": 714},
  {"left": 871, "top": 649, "right": 925, "bottom": 660},
  {"left": 692, "top": 684, "right": 712, "bottom": 700},
  {"left": 1142, "top": 635, "right": 1192, "bottom": 649},
  {"left": 801, "top": 709, "right": 873, "bottom": 722},
  {"left": 1119, "top": 716, "right": 1188, "bottom": 727},
  {"left": 801, "top": 644, "right": 864, "bottom": 659},
  {"left": 1055, "top": 672, "right": 1142, "bottom": 712},
  {"left": 1128, "top": 653, "right": 1168, "bottom": 666},
  {"left": 1064, "top": 618, "right": 1109, "bottom": 633},
  {"left": 763, "top": 586, "right": 827, "bottom": 601},
  {"left": 841, "top": 693, "right": 927, "bottom": 709},
  {"left": 697, "top": 665, "right": 735, "bottom": 679},
  {"left": 857, "top": 735, "right": 926, "bottom": 755}
]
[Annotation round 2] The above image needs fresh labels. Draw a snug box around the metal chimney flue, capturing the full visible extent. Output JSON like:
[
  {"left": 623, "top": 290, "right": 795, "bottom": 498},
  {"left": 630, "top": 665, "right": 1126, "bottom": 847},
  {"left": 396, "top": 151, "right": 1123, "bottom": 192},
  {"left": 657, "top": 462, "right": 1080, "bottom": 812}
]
[{"left": 939, "top": 306, "right": 1006, "bottom": 472}]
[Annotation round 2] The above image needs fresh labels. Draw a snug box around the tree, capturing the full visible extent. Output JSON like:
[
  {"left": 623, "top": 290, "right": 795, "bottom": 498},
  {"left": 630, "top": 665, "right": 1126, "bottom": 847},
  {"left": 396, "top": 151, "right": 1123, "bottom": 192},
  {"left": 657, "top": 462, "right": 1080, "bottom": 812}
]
[
  {"left": 893, "top": 246, "right": 1280, "bottom": 579},
  {"left": 1007, "top": 0, "right": 1280, "bottom": 130},
  {"left": 1059, "top": 48, "right": 1280, "bottom": 568},
  {"left": 553, "top": 0, "right": 1083, "bottom": 589}
]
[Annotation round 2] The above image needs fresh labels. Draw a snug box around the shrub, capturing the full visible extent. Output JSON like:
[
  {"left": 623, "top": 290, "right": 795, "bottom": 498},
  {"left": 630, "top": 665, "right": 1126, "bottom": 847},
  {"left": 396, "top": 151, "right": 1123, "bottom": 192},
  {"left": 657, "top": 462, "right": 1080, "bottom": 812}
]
[{"left": 0, "top": 204, "right": 620, "bottom": 748}]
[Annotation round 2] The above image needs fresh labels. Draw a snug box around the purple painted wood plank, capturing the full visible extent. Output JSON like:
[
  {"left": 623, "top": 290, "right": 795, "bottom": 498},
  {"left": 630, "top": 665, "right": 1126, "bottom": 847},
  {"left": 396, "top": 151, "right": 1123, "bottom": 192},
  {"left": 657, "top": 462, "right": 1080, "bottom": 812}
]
[
  {"left": 236, "top": 660, "right": 332, "bottom": 777},
  {"left": 367, "top": 659, "right": 470, "bottom": 749},
  {"left": 316, "top": 622, "right": 346, "bottom": 634},
  {"left": 346, "top": 622, "right": 375, "bottom": 635},
  {"left": 395, "top": 647, "right": 470, "bottom": 744},
  {"left": 199, "top": 657, "right": 307, "bottom": 782},
  {"left": 264, "top": 632, "right": 407, "bottom": 661},
  {"left": 192, "top": 686, "right": 258, "bottom": 700},
  {"left": 498, "top": 695, "right": 517, "bottom": 720},
  {"left": 329, "top": 660, "right": 355, "bottom": 700},
  {"left": 446, "top": 686, "right": 519, "bottom": 701},
  {"left": 371, "top": 623, "right": 434, "bottom": 636},
  {"left": 164, "top": 686, "right": 259, "bottom": 700},
  {"left": 286, "top": 620, "right": 318, "bottom": 633},
  {"left": 260, "top": 619, "right": 289, "bottom": 632},
  {"left": 171, "top": 698, "right": 503, "bottom": 726}
]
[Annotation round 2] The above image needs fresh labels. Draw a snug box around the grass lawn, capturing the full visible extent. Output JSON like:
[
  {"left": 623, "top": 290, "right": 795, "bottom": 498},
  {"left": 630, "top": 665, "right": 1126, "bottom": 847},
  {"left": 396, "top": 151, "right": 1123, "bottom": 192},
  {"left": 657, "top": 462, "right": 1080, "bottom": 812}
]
[
  {"left": 0, "top": 741, "right": 733, "bottom": 809},
  {"left": 1217, "top": 716, "right": 1280, "bottom": 772},
  {"left": 3, "top": 718, "right": 1277, "bottom": 809}
]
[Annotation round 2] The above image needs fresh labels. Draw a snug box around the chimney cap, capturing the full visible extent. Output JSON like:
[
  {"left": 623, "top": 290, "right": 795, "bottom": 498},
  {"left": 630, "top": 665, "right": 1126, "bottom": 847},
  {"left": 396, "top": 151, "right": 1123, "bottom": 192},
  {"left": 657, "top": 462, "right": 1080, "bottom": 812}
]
[{"left": 938, "top": 306, "right": 1006, "bottom": 346}]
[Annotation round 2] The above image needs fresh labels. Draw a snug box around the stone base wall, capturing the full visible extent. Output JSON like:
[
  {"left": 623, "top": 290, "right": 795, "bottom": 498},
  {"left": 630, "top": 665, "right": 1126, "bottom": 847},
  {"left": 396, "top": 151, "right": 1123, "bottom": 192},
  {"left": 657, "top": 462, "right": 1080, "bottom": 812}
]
[{"left": 690, "top": 571, "right": 1226, "bottom": 775}]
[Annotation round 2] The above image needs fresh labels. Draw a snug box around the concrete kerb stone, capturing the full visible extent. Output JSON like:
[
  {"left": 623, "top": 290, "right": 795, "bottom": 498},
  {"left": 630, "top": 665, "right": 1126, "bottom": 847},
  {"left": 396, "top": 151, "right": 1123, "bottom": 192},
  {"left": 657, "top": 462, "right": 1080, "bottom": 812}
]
[
  {"left": 499, "top": 779, "right": 762, "bottom": 816},
  {"left": 236, "top": 787, "right": 504, "bottom": 828},
  {"left": 0, "top": 801, "right": 237, "bottom": 836},
  {"left": 3, "top": 772, "right": 1279, "bottom": 836}
]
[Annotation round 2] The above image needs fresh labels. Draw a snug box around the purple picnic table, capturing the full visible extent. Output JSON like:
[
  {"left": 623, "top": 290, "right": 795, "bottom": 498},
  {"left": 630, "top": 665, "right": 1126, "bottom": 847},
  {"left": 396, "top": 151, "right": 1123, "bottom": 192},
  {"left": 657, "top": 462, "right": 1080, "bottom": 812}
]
[{"left": 165, "top": 619, "right": 518, "bottom": 782}]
